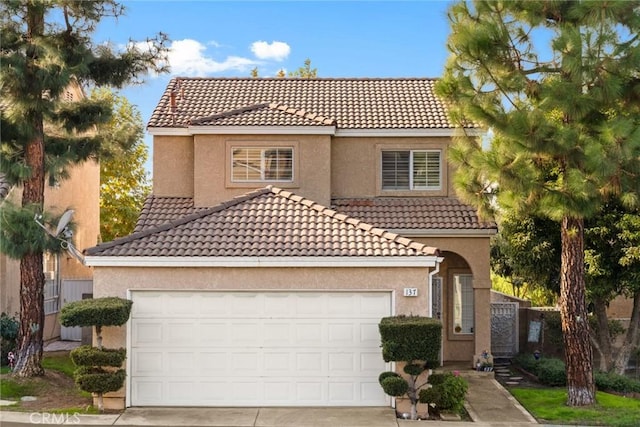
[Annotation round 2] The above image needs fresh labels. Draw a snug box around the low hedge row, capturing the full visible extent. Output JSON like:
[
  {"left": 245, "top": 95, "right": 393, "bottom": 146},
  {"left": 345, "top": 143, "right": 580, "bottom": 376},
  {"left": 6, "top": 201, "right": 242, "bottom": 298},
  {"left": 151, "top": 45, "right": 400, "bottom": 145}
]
[{"left": 513, "top": 353, "right": 640, "bottom": 393}]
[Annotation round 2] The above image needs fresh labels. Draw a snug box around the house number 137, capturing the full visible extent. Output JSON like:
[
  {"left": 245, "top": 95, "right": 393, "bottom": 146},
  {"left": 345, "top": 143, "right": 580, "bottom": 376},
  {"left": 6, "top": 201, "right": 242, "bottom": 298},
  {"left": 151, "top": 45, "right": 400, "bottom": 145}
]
[{"left": 403, "top": 288, "right": 418, "bottom": 297}]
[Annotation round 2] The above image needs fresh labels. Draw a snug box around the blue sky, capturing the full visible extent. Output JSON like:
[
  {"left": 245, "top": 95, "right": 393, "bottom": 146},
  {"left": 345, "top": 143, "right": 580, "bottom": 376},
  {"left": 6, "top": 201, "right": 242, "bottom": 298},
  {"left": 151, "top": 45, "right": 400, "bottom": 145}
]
[{"left": 94, "top": 0, "right": 454, "bottom": 174}]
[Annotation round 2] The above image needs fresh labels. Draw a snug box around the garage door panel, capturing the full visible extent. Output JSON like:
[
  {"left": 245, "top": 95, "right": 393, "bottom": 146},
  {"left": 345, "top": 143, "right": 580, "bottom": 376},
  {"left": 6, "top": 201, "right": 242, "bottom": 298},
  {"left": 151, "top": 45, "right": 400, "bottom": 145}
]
[
  {"left": 132, "top": 321, "right": 163, "bottom": 344},
  {"left": 130, "top": 291, "right": 391, "bottom": 407},
  {"left": 200, "top": 322, "right": 228, "bottom": 341},
  {"left": 328, "top": 323, "right": 355, "bottom": 343},
  {"left": 132, "top": 351, "right": 163, "bottom": 375},
  {"left": 264, "top": 323, "right": 291, "bottom": 344}
]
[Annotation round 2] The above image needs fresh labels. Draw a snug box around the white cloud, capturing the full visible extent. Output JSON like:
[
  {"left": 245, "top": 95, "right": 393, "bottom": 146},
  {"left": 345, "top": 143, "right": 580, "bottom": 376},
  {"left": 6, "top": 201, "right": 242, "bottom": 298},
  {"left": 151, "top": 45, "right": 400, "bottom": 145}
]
[
  {"left": 250, "top": 41, "right": 291, "bottom": 61},
  {"left": 166, "top": 39, "right": 257, "bottom": 76}
]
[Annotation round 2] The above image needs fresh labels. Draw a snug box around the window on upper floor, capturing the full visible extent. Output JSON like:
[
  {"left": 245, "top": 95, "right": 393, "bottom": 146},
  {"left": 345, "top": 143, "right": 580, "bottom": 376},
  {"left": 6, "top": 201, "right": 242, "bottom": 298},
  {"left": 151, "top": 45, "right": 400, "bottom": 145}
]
[
  {"left": 381, "top": 150, "right": 441, "bottom": 191},
  {"left": 231, "top": 147, "right": 293, "bottom": 183}
]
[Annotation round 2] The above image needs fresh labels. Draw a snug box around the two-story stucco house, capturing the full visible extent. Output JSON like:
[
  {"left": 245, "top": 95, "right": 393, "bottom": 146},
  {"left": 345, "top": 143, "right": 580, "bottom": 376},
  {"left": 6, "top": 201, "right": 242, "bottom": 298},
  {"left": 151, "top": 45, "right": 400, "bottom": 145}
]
[
  {"left": 84, "top": 77, "right": 496, "bottom": 409},
  {"left": 1, "top": 81, "right": 98, "bottom": 342}
]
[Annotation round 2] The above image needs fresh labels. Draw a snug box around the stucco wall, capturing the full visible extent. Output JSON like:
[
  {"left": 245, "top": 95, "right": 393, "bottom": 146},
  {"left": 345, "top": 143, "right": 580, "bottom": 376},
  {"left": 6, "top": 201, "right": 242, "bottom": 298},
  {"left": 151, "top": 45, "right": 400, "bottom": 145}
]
[
  {"left": 152, "top": 134, "right": 332, "bottom": 206},
  {"left": 152, "top": 136, "right": 194, "bottom": 198}
]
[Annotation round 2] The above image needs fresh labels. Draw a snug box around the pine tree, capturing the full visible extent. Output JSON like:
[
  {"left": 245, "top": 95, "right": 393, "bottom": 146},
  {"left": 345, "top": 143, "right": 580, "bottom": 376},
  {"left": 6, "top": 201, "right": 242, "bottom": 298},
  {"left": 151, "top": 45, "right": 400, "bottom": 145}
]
[
  {"left": 0, "top": 0, "right": 168, "bottom": 377},
  {"left": 288, "top": 58, "right": 318, "bottom": 78},
  {"left": 436, "top": 0, "right": 640, "bottom": 406}
]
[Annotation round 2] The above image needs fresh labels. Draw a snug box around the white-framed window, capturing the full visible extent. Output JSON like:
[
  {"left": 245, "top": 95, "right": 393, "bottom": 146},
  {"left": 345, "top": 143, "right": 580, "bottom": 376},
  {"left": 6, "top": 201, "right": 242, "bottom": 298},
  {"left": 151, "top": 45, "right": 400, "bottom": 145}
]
[
  {"left": 43, "top": 253, "right": 60, "bottom": 315},
  {"left": 231, "top": 147, "right": 293, "bottom": 182},
  {"left": 381, "top": 150, "right": 441, "bottom": 190},
  {"left": 453, "top": 274, "right": 474, "bottom": 334}
]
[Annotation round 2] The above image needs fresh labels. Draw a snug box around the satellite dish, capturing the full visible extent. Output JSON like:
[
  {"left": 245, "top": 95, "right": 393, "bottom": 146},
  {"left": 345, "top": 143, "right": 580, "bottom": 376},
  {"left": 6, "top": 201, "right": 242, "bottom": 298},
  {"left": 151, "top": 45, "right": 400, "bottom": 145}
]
[{"left": 55, "top": 210, "right": 74, "bottom": 237}]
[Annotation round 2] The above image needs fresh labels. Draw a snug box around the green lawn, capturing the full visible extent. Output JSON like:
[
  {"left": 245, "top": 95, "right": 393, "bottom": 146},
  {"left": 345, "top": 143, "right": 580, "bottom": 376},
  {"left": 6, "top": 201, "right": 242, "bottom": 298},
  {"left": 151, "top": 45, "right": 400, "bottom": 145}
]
[
  {"left": 511, "top": 388, "right": 640, "bottom": 427},
  {"left": 42, "top": 351, "right": 77, "bottom": 377}
]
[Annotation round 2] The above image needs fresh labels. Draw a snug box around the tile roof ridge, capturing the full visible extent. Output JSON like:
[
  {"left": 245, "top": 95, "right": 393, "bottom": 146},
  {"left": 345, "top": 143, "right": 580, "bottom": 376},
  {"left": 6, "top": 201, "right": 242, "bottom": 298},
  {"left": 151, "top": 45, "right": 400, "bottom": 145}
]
[
  {"left": 188, "top": 103, "right": 270, "bottom": 125},
  {"left": 170, "top": 76, "right": 440, "bottom": 81},
  {"left": 86, "top": 188, "right": 273, "bottom": 256},
  {"left": 270, "top": 187, "right": 440, "bottom": 257}
]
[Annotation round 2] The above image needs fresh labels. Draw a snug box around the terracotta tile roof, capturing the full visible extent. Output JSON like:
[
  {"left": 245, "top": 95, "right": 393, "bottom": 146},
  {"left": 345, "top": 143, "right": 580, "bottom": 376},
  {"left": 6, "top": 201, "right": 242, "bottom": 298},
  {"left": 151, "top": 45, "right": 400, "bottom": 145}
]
[
  {"left": 133, "top": 196, "right": 205, "bottom": 232},
  {"left": 331, "top": 198, "right": 497, "bottom": 231},
  {"left": 148, "top": 77, "right": 470, "bottom": 130},
  {"left": 187, "top": 102, "right": 336, "bottom": 127},
  {"left": 88, "top": 187, "right": 439, "bottom": 258}
]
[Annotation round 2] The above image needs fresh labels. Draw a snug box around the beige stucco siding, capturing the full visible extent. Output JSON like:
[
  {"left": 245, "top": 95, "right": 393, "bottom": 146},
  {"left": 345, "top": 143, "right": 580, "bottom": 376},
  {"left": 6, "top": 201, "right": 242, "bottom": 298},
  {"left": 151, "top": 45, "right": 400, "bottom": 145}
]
[
  {"left": 92, "top": 265, "right": 433, "bottom": 349},
  {"left": 152, "top": 136, "right": 194, "bottom": 197},
  {"left": 174, "top": 134, "right": 333, "bottom": 207},
  {"left": 331, "top": 137, "right": 452, "bottom": 198}
]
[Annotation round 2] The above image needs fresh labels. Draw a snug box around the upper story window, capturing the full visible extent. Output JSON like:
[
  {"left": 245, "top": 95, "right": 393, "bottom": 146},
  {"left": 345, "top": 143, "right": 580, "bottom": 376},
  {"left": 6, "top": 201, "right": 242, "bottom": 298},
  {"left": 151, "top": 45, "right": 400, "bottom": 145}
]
[
  {"left": 381, "top": 150, "right": 441, "bottom": 191},
  {"left": 231, "top": 147, "right": 293, "bottom": 182}
]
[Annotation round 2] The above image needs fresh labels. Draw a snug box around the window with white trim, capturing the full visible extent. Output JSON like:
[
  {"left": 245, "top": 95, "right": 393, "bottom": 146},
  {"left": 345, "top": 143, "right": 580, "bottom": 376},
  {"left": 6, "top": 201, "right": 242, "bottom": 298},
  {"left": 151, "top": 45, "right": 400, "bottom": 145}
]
[
  {"left": 232, "top": 147, "right": 293, "bottom": 182},
  {"left": 381, "top": 150, "right": 441, "bottom": 190},
  {"left": 43, "top": 253, "right": 60, "bottom": 315},
  {"left": 453, "top": 274, "right": 474, "bottom": 334}
]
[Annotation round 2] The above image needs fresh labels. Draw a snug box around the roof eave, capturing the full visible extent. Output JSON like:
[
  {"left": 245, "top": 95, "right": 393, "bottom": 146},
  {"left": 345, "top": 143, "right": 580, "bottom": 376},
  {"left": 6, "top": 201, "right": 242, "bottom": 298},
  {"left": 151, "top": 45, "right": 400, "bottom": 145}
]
[
  {"left": 335, "top": 128, "right": 484, "bottom": 137},
  {"left": 84, "top": 255, "right": 443, "bottom": 268},
  {"left": 148, "top": 126, "right": 336, "bottom": 136},
  {"left": 147, "top": 126, "right": 485, "bottom": 137}
]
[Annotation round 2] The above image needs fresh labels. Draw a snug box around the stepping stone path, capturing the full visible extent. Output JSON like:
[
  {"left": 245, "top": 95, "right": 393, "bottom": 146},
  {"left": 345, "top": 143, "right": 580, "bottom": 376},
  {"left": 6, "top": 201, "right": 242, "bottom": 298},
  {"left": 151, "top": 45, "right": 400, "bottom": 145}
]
[{"left": 492, "top": 363, "right": 525, "bottom": 386}]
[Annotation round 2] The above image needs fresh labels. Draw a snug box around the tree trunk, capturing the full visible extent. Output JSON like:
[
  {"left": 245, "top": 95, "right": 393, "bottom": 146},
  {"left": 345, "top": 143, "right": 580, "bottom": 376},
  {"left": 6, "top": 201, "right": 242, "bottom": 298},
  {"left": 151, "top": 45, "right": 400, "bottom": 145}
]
[
  {"left": 559, "top": 216, "right": 595, "bottom": 406},
  {"left": 612, "top": 290, "right": 640, "bottom": 375},
  {"left": 14, "top": 2, "right": 46, "bottom": 378},
  {"left": 593, "top": 296, "right": 613, "bottom": 372}
]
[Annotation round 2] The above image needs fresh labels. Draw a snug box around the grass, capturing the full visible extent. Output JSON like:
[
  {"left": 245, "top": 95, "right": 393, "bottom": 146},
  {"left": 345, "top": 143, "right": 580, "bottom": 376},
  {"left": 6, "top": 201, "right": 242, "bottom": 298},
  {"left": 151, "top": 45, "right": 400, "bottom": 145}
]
[
  {"left": 0, "top": 351, "right": 93, "bottom": 411},
  {"left": 42, "top": 351, "right": 77, "bottom": 377},
  {"left": 0, "top": 378, "right": 37, "bottom": 399},
  {"left": 511, "top": 387, "right": 640, "bottom": 427}
]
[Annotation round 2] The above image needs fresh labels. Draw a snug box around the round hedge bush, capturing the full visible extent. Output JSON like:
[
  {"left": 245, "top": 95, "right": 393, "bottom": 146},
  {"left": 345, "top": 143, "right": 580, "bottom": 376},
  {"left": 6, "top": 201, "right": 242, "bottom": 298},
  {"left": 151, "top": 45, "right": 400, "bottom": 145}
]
[
  {"left": 378, "top": 371, "right": 400, "bottom": 384},
  {"left": 381, "top": 375, "right": 409, "bottom": 397},
  {"left": 74, "top": 367, "right": 126, "bottom": 394},
  {"left": 71, "top": 345, "right": 126, "bottom": 367}
]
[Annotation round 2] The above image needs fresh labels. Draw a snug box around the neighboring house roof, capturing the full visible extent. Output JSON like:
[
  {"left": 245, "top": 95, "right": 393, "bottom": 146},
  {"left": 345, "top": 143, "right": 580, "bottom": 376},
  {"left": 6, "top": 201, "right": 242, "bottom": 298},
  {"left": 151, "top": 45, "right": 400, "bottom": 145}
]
[
  {"left": 87, "top": 186, "right": 439, "bottom": 258},
  {"left": 148, "top": 77, "right": 473, "bottom": 130},
  {"left": 332, "top": 198, "right": 497, "bottom": 232}
]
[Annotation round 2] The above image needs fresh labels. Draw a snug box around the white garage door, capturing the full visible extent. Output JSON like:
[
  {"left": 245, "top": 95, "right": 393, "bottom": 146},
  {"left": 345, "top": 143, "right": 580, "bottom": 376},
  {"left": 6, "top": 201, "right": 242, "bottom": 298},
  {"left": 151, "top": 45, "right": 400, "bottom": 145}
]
[{"left": 129, "top": 291, "right": 391, "bottom": 407}]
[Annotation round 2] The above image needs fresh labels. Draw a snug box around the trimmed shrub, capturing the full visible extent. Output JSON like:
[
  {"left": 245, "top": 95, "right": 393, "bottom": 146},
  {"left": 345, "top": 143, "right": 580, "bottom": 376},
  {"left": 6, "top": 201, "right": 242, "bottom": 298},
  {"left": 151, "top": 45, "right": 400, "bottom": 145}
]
[
  {"left": 424, "top": 372, "right": 447, "bottom": 386},
  {"left": 70, "top": 346, "right": 126, "bottom": 368},
  {"left": 0, "top": 313, "right": 19, "bottom": 366},
  {"left": 536, "top": 358, "right": 566, "bottom": 386},
  {"left": 513, "top": 353, "right": 541, "bottom": 376},
  {"left": 380, "top": 375, "right": 409, "bottom": 397},
  {"left": 404, "top": 363, "right": 426, "bottom": 376},
  {"left": 74, "top": 366, "right": 126, "bottom": 394},
  {"left": 379, "top": 315, "right": 441, "bottom": 365},
  {"left": 514, "top": 353, "right": 566, "bottom": 386},
  {"left": 378, "top": 371, "right": 400, "bottom": 383},
  {"left": 60, "top": 297, "right": 133, "bottom": 328},
  {"left": 419, "top": 372, "right": 468, "bottom": 412},
  {"left": 378, "top": 315, "right": 442, "bottom": 420},
  {"left": 595, "top": 371, "right": 640, "bottom": 394}
]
